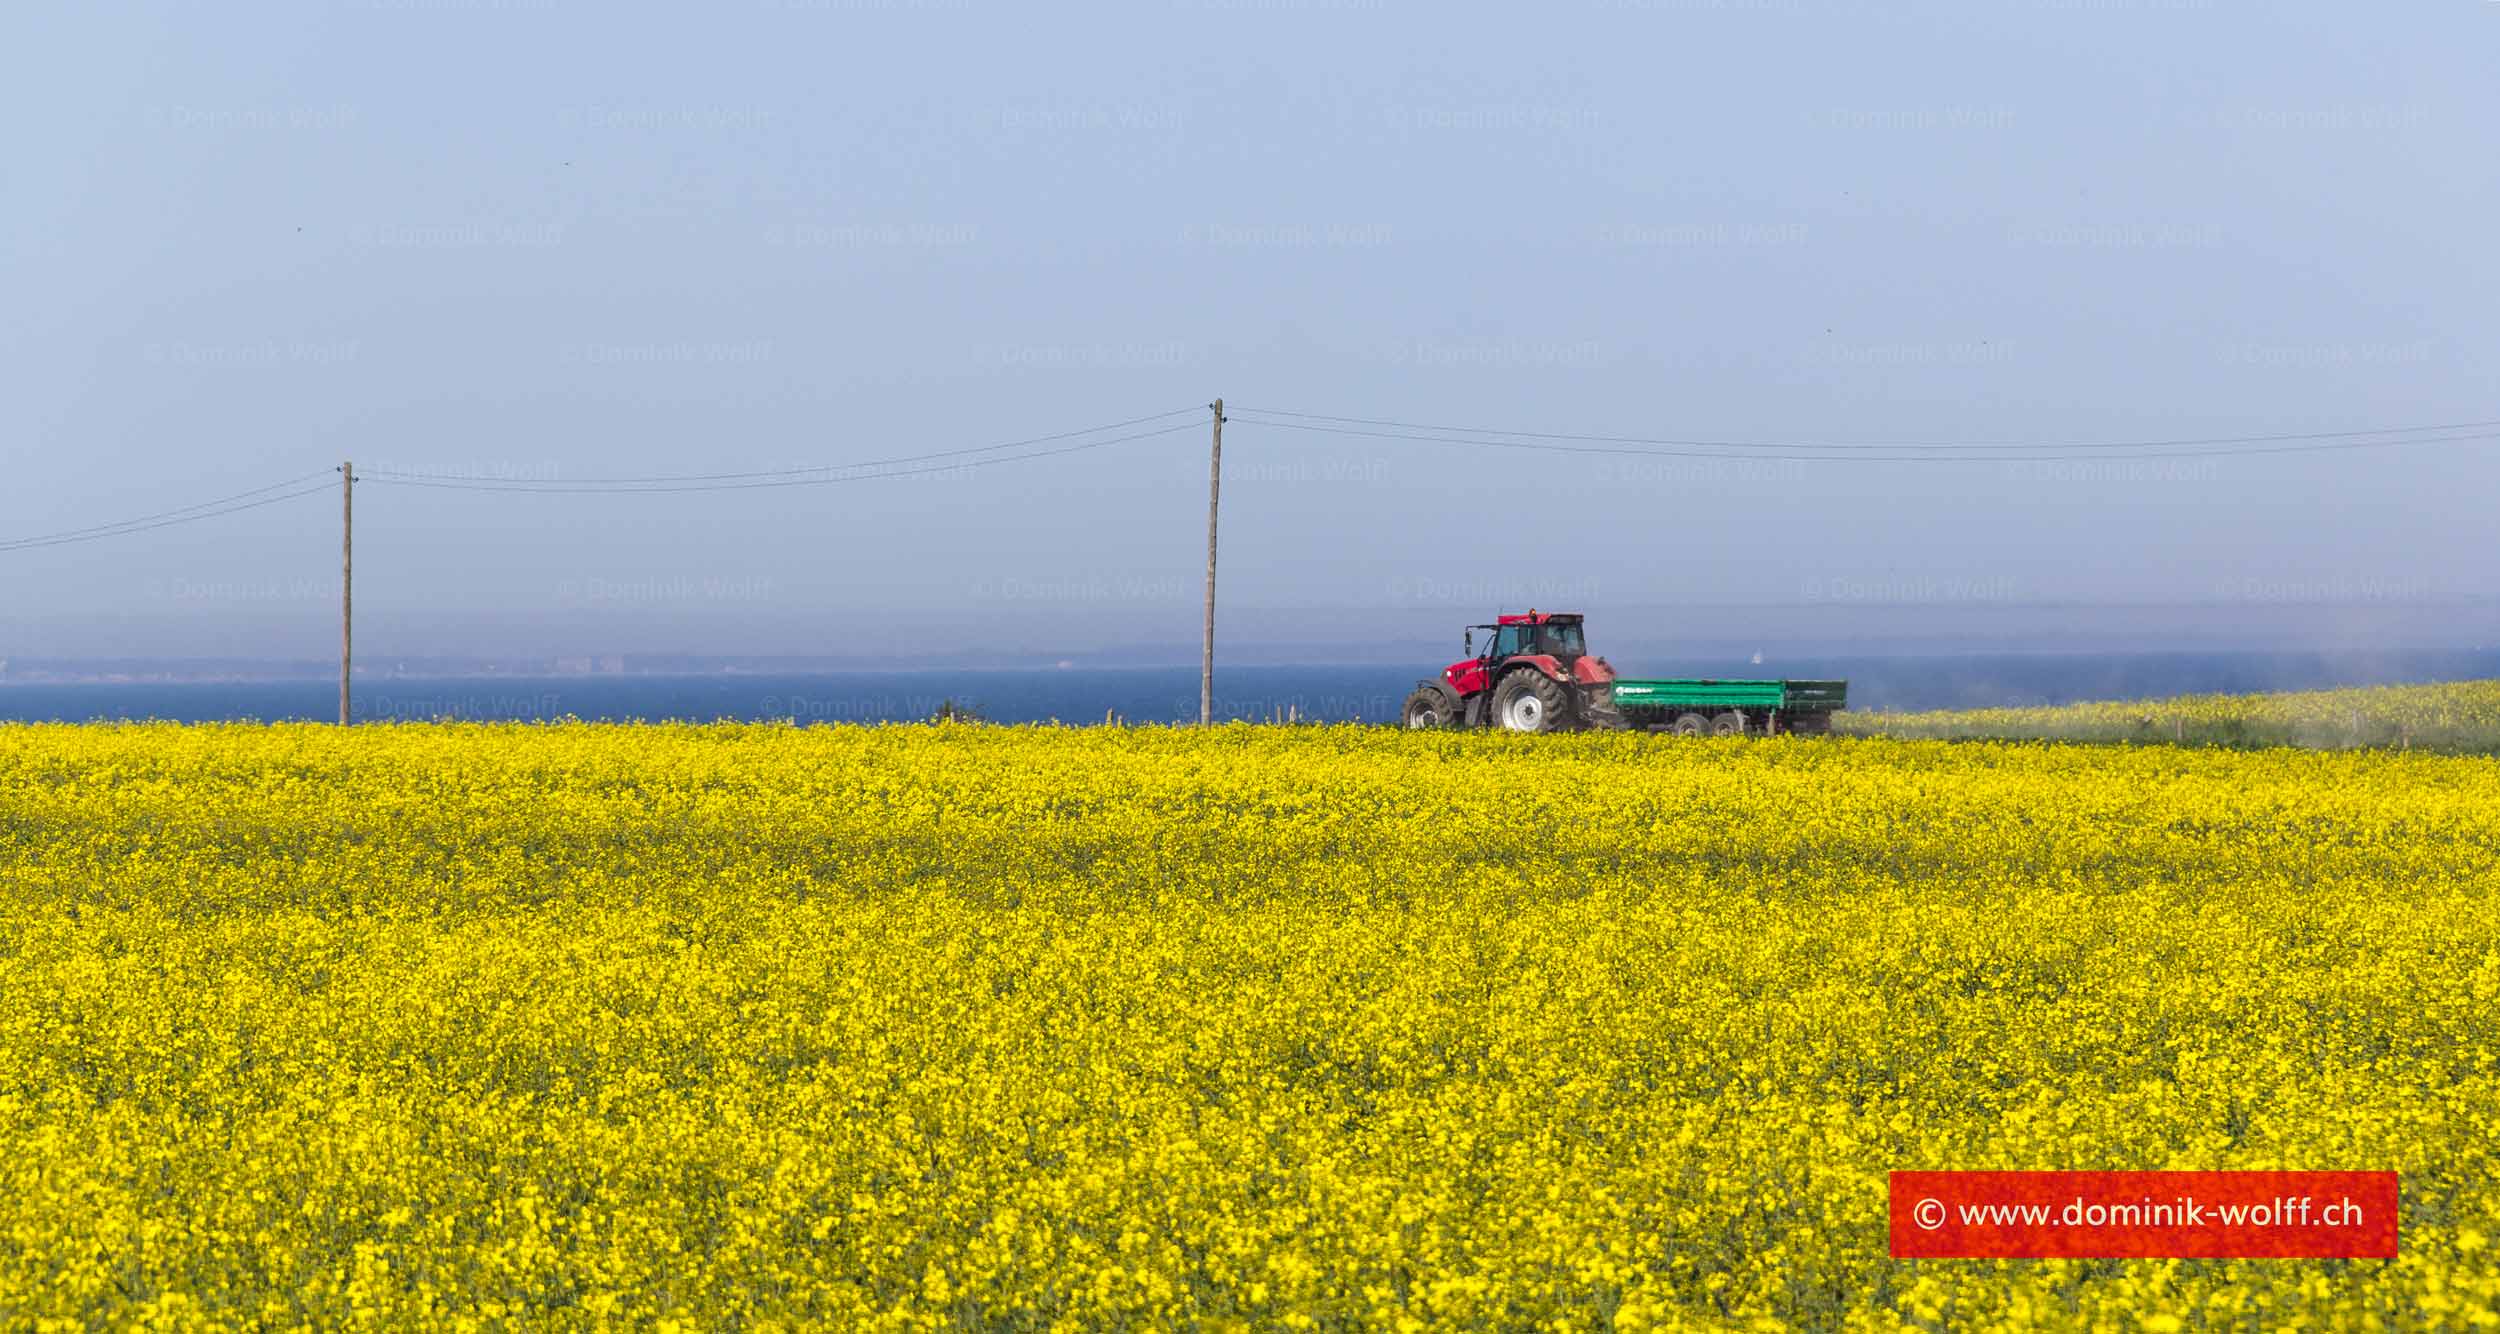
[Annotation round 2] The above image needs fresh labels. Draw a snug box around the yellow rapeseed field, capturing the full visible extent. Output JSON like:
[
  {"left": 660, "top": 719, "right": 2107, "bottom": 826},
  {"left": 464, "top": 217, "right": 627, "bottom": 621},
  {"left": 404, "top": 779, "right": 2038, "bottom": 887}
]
[{"left": 3, "top": 721, "right": 2497, "bottom": 1330}]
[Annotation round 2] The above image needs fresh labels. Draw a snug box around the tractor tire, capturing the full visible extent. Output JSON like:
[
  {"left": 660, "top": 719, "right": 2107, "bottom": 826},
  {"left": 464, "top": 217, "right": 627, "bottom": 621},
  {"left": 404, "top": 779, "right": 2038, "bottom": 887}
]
[
  {"left": 1670, "top": 712, "right": 1710, "bottom": 736},
  {"left": 1711, "top": 710, "right": 1748, "bottom": 736},
  {"left": 1492, "top": 671, "right": 1570, "bottom": 733},
  {"left": 1402, "top": 685, "right": 1462, "bottom": 730}
]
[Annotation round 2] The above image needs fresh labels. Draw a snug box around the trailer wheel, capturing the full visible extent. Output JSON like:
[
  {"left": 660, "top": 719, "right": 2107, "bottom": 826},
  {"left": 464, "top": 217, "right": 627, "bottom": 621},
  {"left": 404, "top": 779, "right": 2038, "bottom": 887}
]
[
  {"left": 1712, "top": 711, "right": 1748, "bottom": 736},
  {"left": 1670, "top": 712, "right": 1710, "bottom": 736},
  {"left": 1493, "top": 672, "right": 1570, "bottom": 733},
  {"left": 1402, "top": 685, "right": 1461, "bottom": 730}
]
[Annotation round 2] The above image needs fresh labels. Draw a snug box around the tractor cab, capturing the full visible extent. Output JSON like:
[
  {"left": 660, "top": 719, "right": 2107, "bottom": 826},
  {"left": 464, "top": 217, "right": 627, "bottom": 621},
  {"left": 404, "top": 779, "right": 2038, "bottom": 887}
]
[
  {"left": 1450, "top": 610, "right": 1589, "bottom": 696},
  {"left": 1469, "top": 612, "right": 1587, "bottom": 664}
]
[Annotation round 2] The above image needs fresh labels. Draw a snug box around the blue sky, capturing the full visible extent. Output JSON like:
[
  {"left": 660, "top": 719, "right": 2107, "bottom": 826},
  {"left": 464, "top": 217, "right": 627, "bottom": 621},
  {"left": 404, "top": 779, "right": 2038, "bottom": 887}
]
[{"left": 4, "top": 1, "right": 2493, "bottom": 661}]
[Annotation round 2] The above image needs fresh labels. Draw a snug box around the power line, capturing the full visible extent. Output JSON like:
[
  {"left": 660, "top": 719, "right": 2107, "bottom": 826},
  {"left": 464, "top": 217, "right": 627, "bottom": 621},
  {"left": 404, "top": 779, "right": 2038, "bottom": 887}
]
[
  {"left": 15, "top": 399, "right": 2493, "bottom": 558},
  {"left": 0, "top": 469, "right": 336, "bottom": 550},
  {"left": 360, "top": 407, "right": 1206, "bottom": 488},
  {"left": 1, "top": 409, "right": 1203, "bottom": 555},
  {"left": 1234, "top": 405, "right": 2500, "bottom": 455},
  {"left": 359, "top": 421, "right": 1204, "bottom": 494},
  {"left": 0, "top": 477, "right": 339, "bottom": 553},
  {"left": 1227, "top": 412, "right": 2500, "bottom": 463}
]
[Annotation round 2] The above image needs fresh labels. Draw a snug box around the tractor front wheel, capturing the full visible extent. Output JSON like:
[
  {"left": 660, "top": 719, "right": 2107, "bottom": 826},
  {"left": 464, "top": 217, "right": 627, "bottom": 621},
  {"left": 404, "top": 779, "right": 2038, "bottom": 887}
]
[
  {"left": 1402, "top": 685, "right": 1462, "bottom": 729},
  {"left": 1493, "top": 672, "right": 1570, "bottom": 733}
]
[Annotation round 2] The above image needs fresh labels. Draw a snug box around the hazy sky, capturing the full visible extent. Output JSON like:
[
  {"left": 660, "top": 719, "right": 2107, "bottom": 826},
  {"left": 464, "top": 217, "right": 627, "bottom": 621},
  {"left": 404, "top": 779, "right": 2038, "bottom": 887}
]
[{"left": 4, "top": 1, "right": 2493, "bottom": 661}]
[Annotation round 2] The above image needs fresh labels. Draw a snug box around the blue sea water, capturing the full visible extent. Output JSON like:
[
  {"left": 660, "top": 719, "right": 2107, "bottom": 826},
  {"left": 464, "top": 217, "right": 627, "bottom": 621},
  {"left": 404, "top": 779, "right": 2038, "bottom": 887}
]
[{"left": 5, "top": 650, "right": 2498, "bottom": 725}]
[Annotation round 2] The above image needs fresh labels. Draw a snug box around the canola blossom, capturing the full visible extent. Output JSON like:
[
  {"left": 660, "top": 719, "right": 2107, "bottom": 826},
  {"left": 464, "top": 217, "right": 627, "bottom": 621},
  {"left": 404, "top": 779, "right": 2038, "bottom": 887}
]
[{"left": 3, "top": 720, "right": 2497, "bottom": 1329}]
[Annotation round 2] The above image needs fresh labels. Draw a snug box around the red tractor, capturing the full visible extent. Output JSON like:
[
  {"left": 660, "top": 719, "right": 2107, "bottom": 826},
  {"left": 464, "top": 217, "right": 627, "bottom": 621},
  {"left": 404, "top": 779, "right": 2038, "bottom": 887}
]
[{"left": 1402, "top": 610, "right": 1627, "bottom": 732}]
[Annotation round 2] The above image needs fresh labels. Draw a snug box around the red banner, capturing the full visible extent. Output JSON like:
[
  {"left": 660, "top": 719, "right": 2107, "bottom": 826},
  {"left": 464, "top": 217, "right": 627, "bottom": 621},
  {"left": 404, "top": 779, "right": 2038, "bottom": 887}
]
[{"left": 1889, "top": 1171, "right": 2398, "bottom": 1259}]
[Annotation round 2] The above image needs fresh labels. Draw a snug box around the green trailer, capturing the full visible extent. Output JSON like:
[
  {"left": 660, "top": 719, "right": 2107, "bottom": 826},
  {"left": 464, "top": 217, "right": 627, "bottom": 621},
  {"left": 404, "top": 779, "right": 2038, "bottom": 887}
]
[{"left": 1603, "top": 677, "right": 1848, "bottom": 735}]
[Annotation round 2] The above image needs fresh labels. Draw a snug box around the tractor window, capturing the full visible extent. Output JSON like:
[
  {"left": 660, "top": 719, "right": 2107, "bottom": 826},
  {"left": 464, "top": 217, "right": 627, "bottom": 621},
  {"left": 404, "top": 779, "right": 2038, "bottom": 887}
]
[
  {"left": 1489, "top": 625, "right": 1529, "bottom": 658},
  {"left": 1539, "top": 622, "right": 1586, "bottom": 658}
]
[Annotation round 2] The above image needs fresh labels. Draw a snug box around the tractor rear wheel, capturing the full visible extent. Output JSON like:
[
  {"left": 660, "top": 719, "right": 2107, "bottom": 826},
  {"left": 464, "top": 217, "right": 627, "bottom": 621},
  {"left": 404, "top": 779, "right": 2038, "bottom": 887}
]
[
  {"left": 1712, "top": 710, "right": 1747, "bottom": 736},
  {"left": 1493, "top": 672, "right": 1570, "bottom": 733},
  {"left": 1402, "top": 685, "right": 1461, "bottom": 730},
  {"left": 1670, "top": 712, "right": 1710, "bottom": 736}
]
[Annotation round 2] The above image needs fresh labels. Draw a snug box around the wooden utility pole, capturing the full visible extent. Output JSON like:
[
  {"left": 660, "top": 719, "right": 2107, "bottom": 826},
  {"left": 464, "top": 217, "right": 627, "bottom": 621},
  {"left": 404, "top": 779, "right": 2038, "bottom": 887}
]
[
  {"left": 1200, "top": 399, "right": 1224, "bottom": 725},
  {"left": 340, "top": 461, "right": 353, "bottom": 726}
]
